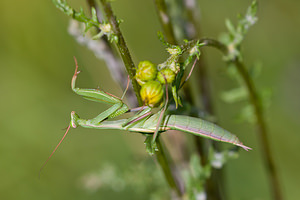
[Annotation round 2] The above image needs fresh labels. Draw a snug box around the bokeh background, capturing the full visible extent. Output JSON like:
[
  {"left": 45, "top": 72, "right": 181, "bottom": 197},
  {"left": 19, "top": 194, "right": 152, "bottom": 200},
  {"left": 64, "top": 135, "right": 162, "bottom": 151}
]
[{"left": 1, "top": 0, "right": 299, "bottom": 199}]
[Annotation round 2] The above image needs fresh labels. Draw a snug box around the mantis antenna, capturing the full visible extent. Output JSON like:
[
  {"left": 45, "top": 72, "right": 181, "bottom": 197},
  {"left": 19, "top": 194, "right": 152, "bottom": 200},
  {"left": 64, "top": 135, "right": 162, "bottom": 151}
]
[{"left": 39, "top": 125, "right": 71, "bottom": 178}]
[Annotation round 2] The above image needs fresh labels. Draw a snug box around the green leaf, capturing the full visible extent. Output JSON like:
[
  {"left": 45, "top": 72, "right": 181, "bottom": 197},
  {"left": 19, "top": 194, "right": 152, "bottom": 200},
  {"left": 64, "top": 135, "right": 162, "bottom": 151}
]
[
  {"left": 91, "top": 7, "right": 98, "bottom": 22},
  {"left": 183, "top": 154, "right": 211, "bottom": 199},
  {"left": 237, "top": 104, "right": 256, "bottom": 124},
  {"left": 157, "top": 31, "right": 173, "bottom": 48},
  {"left": 144, "top": 135, "right": 157, "bottom": 155},
  {"left": 52, "top": 0, "right": 74, "bottom": 16},
  {"left": 221, "top": 87, "right": 248, "bottom": 103},
  {"left": 222, "top": 0, "right": 258, "bottom": 61},
  {"left": 52, "top": 0, "right": 100, "bottom": 33},
  {"left": 249, "top": 61, "right": 262, "bottom": 78},
  {"left": 225, "top": 19, "right": 236, "bottom": 36},
  {"left": 260, "top": 88, "right": 272, "bottom": 109}
]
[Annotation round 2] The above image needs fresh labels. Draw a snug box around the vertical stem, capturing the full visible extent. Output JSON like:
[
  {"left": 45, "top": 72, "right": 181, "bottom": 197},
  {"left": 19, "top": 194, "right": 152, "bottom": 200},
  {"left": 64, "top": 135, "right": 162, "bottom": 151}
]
[
  {"left": 85, "top": 0, "right": 138, "bottom": 107},
  {"left": 153, "top": 0, "right": 177, "bottom": 45},
  {"left": 99, "top": 1, "right": 183, "bottom": 197},
  {"left": 185, "top": 1, "right": 225, "bottom": 198},
  {"left": 233, "top": 59, "right": 283, "bottom": 200},
  {"left": 154, "top": 1, "right": 224, "bottom": 198},
  {"left": 181, "top": 1, "right": 225, "bottom": 198},
  {"left": 196, "top": 58, "right": 225, "bottom": 200},
  {"left": 86, "top": 0, "right": 97, "bottom": 10},
  {"left": 156, "top": 138, "right": 183, "bottom": 197},
  {"left": 200, "top": 38, "right": 283, "bottom": 200},
  {"left": 99, "top": 0, "right": 142, "bottom": 105}
]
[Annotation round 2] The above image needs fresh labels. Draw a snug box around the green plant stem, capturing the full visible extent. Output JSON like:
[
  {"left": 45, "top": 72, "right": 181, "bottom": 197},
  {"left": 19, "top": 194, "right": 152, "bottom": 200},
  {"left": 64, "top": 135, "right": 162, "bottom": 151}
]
[
  {"left": 86, "top": 0, "right": 97, "bottom": 11},
  {"left": 182, "top": 1, "right": 227, "bottom": 198},
  {"left": 99, "top": 0, "right": 142, "bottom": 105},
  {"left": 199, "top": 38, "right": 283, "bottom": 200},
  {"left": 99, "top": 1, "right": 183, "bottom": 197},
  {"left": 156, "top": 138, "right": 183, "bottom": 197},
  {"left": 193, "top": 49, "right": 225, "bottom": 200},
  {"left": 233, "top": 59, "right": 283, "bottom": 200},
  {"left": 154, "top": 1, "right": 224, "bottom": 198},
  {"left": 181, "top": 2, "right": 225, "bottom": 198},
  {"left": 85, "top": 0, "right": 138, "bottom": 107},
  {"left": 154, "top": 0, "right": 177, "bottom": 45}
]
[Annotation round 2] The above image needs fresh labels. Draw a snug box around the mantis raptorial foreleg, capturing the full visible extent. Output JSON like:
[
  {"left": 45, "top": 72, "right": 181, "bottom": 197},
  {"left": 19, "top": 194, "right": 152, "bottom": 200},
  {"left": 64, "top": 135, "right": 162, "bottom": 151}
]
[
  {"left": 40, "top": 58, "right": 131, "bottom": 176},
  {"left": 71, "top": 57, "right": 129, "bottom": 120},
  {"left": 123, "top": 106, "right": 152, "bottom": 127}
]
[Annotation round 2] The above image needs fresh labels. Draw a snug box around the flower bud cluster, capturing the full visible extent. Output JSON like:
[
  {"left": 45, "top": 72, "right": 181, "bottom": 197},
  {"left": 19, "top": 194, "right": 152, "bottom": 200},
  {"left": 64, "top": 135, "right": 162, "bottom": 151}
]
[{"left": 135, "top": 60, "right": 176, "bottom": 107}]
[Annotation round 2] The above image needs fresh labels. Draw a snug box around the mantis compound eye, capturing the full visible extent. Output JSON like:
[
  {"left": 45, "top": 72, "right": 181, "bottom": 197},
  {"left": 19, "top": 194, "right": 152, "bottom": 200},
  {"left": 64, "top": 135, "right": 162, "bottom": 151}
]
[
  {"left": 135, "top": 60, "right": 157, "bottom": 86},
  {"left": 140, "top": 81, "right": 163, "bottom": 107},
  {"left": 157, "top": 68, "right": 176, "bottom": 84}
]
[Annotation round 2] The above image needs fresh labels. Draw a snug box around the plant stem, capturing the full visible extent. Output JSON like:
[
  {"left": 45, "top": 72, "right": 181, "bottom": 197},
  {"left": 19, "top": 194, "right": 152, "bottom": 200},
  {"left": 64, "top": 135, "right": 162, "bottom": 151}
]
[
  {"left": 200, "top": 38, "right": 283, "bottom": 200},
  {"left": 154, "top": 1, "right": 224, "bottom": 198},
  {"left": 85, "top": 0, "right": 138, "bottom": 107},
  {"left": 99, "top": 1, "right": 183, "bottom": 197},
  {"left": 233, "top": 59, "right": 283, "bottom": 200},
  {"left": 181, "top": 1, "right": 225, "bottom": 198},
  {"left": 156, "top": 138, "right": 183, "bottom": 197},
  {"left": 99, "top": 0, "right": 142, "bottom": 105},
  {"left": 153, "top": 0, "right": 177, "bottom": 45}
]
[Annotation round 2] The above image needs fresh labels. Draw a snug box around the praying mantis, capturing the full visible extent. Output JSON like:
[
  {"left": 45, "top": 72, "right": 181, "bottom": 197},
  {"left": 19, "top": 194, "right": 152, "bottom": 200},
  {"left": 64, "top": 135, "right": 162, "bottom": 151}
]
[{"left": 40, "top": 58, "right": 251, "bottom": 175}]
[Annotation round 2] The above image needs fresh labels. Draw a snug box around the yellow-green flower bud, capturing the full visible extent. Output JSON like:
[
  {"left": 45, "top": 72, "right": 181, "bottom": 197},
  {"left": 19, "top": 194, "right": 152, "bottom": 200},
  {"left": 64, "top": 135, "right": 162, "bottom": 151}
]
[
  {"left": 157, "top": 69, "right": 176, "bottom": 84},
  {"left": 169, "top": 62, "right": 180, "bottom": 73},
  {"left": 167, "top": 47, "right": 181, "bottom": 55},
  {"left": 140, "top": 81, "right": 163, "bottom": 107},
  {"left": 135, "top": 61, "right": 157, "bottom": 85},
  {"left": 100, "top": 23, "right": 112, "bottom": 33}
]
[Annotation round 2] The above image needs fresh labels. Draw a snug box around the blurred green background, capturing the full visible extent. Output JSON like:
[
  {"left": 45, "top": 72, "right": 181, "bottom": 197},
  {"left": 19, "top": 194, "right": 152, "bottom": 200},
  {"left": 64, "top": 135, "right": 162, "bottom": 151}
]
[{"left": 1, "top": 0, "right": 299, "bottom": 199}]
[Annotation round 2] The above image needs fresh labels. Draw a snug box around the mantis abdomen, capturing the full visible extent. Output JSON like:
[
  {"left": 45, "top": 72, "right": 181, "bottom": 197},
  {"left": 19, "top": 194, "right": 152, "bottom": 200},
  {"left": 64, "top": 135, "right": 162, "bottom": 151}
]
[{"left": 164, "top": 115, "right": 251, "bottom": 151}]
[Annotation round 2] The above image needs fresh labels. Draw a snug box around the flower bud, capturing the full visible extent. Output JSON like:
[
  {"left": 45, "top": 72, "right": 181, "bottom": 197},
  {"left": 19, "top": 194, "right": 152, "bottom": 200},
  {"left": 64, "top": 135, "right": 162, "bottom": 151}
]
[
  {"left": 169, "top": 62, "right": 180, "bottom": 73},
  {"left": 135, "top": 61, "right": 157, "bottom": 85},
  {"left": 157, "top": 69, "right": 176, "bottom": 84},
  {"left": 140, "top": 81, "right": 163, "bottom": 107},
  {"left": 99, "top": 23, "right": 112, "bottom": 33}
]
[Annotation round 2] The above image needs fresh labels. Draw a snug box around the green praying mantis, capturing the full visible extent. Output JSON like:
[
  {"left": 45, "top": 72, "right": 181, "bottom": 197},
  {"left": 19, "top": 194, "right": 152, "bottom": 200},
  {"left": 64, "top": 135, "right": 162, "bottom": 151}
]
[{"left": 40, "top": 58, "right": 251, "bottom": 175}]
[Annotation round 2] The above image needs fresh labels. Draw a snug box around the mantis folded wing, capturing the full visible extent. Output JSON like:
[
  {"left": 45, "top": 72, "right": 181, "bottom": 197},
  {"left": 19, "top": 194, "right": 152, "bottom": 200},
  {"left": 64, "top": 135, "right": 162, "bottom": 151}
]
[{"left": 71, "top": 111, "right": 251, "bottom": 151}]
